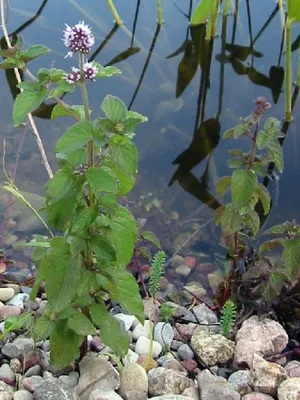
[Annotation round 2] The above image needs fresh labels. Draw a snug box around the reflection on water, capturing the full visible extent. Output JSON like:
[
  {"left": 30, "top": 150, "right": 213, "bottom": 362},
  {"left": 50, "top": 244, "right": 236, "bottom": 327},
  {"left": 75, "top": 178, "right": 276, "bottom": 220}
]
[{"left": 0, "top": 0, "right": 300, "bottom": 288}]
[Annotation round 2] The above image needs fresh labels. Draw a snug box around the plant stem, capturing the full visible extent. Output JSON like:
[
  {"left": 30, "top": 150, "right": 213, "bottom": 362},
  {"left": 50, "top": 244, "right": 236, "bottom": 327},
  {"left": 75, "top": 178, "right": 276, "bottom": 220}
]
[
  {"left": 211, "top": 0, "right": 220, "bottom": 37},
  {"left": 224, "top": 0, "right": 231, "bottom": 16},
  {"left": 156, "top": 0, "right": 163, "bottom": 25},
  {"left": 285, "top": 18, "right": 292, "bottom": 121},
  {"left": 106, "top": 0, "right": 122, "bottom": 26},
  {"left": 297, "top": 48, "right": 300, "bottom": 87},
  {"left": 230, "top": 231, "right": 239, "bottom": 297},
  {"left": 248, "top": 121, "right": 259, "bottom": 169}
]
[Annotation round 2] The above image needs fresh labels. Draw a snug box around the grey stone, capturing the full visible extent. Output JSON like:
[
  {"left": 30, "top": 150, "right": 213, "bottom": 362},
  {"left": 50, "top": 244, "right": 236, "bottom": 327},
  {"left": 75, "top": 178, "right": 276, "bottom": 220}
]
[
  {"left": 228, "top": 370, "right": 251, "bottom": 395},
  {"left": 164, "top": 302, "right": 197, "bottom": 323},
  {"left": 22, "top": 376, "right": 44, "bottom": 392},
  {"left": 33, "top": 379, "right": 79, "bottom": 399},
  {"left": 191, "top": 328, "right": 235, "bottom": 365},
  {"left": 175, "top": 265, "right": 191, "bottom": 277},
  {"left": 119, "top": 364, "right": 148, "bottom": 398},
  {"left": 197, "top": 369, "right": 240, "bottom": 400},
  {"left": 182, "top": 387, "right": 200, "bottom": 400},
  {"left": 0, "top": 392, "right": 13, "bottom": 400},
  {"left": 162, "top": 359, "right": 186, "bottom": 372},
  {"left": 135, "top": 337, "right": 162, "bottom": 358},
  {"left": 177, "top": 344, "right": 194, "bottom": 361},
  {"left": 277, "top": 377, "right": 300, "bottom": 399},
  {"left": 250, "top": 353, "right": 287, "bottom": 396},
  {"left": 148, "top": 367, "right": 196, "bottom": 396},
  {"left": 132, "top": 321, "right": 152, "bottom": 341},
  {"left": 192, "top": 304, "right": 219, "bottom": 333},
  {"left": 13, "top": 390, "right": 33, "bottom": 400},
  {"left": 7, "top": 294, "right": 29, "bottom": 309},
  {"left": 150, "top": 397, "right": 195, "bottom": 400},
  {"left": 0, "top": 289, "right": 15, "bottom": 303},
  {"left": 143, "top": 299, "right": 160, "bottom": 322},
  {"left": 154, "top": 323, "right": 174, "bottom": 349},
  {"left": 121, "top": 391, "right": 147, "bottom": 400},
  {"left": 241, "top": 394, "right": 274, "bottom": 400},
  {"left": 68, "top": 372, "right": 80, "bottom": 388},
  {"left": 24, "top": 366, "right": 42, "bottom": 377},
  {"left": 114, "top": 314, "right": 136, "bottom": 331},
  {"left": 76, "top": 356, "right": 120, "bottom": 400},
  {"left": 2, "top": 338, "right": 34, "bottom": 359},
  {"left": 122, "top": 350, "right": 139, "bottom": 366},
  {"left": 0, "top": 364, "right": 15, "bottom": 385},
  {"left": 88, "top": 390, "right": 123, "bottom": 400},
  {"left": 171, "top": 341, "right": 183, "bottom": 351},
  {"left": 285, "top": 361, "right": 300, "bottom": 378}
]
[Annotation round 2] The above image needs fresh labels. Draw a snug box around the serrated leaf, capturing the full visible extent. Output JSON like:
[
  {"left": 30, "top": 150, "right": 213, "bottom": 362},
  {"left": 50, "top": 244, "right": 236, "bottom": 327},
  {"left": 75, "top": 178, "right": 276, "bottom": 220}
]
[
  {"left": 254, "top": 184, "right": 271, "bottom": 215},
  {"left": 110, "top": 165, "right": 135, "bottom": 195},
  {"left": 251, "top": 161, "right": 266, "bottom": 177},
  {"left": 263, "top": 224, "right": 286, "bottom": 236},
  {"left": 89, "top": 303, "right": 129, "bottom": 356},
  {"left": 21, "top": 45, "right": 50, "bottom": 62},
  {"left": 95, "top": 64, "right": 121, "bottom": 78},
  {"left": 216, "top": 176, "right": 231, "bottom": 197},
  {"left": 256, "top": 130, "right": 270, "bottom": 150},
  {"left": 40, "top": 237, "right": 80, "bottom": 312},
  {"left": 267, "top": 140, "right": 284, "bottom": 173},
  {"left": 233, "top": 122, "right": 249, "bottom": 138},
  {"left": 33, "top": 315, "right": 55, "bottom": 342},
  {"left": 264, "top": 117, "right": 282, "bottom": 136},
  {"left": 71, "top": 205, "right": 98, "bottom": 236},
  {"left": 50, "top": 320, "right": 83, "bottom": 368},
  {"left": 46, "top": 170, "right": 80, "bottom": 203},
  {"left": 86, "top": 166, "right": 118, "bottom": 194},
  {"left": 49, "top": 79, "right": 76, "bottom": 97},
  {"left": 101, "top": 95, "right": 127, "bottom": 122},
  {"left": 141, "top": 231, "right": 161, "bottom": 248},
  {"left": 220, "top": 203, "right": 241, "bottom": 234},
  {"left": 51, "top": 104, "right": 85, "bottom": 120},
  {"left": 55, "top": 121, "right": 93, "bottom": 155},
  {"left": 259, "top": 238, "right": 283, "bottom": 253},
  {"left": 231, "top": 169, "right": 257, "bottom": 206},
  {"left": 243, "top": 209, "right": 260, "bottom": 235},
  {"left": 89, "top": 235, "right": 116, "bottom": 264},
  {"left": 67, "top": 310, "right": 96, "bottom": 336},
  {"left": 13, "top": 88, "right": 47, "bottom": 127},
  {"left": 110, "top": 138, "right": 138, "bottom": 177},
  {"left": 282, "top": 239, "right": 300, "bottom": 278},
  {"left": 108, "top": 206, "right": 137, "bottom": 265},
  {"left": 223, "top": 128, "right": 234, "bottom": 139}
]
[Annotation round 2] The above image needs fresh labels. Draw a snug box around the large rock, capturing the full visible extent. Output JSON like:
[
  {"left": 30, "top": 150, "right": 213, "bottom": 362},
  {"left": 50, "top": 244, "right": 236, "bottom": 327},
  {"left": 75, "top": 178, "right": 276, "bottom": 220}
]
[
  {"left": 76, "top": 356, "right": 120, "bottom": 400},
  {"left": 33, "top": 379, "right": 79, "bottom": 399},
  {"left": 249, "top": 354, "right": 287, "bottom": 396},
  {"left": 197, "top": 369, "right": 240, "bottom": 400},
  {"left": 119, "top": 364, "right": 148, "bottom": 398},
  {"left": 148, "top": 367, "right": 196, "bottom": 396},
  {"left": 192, "top": 304, "right": 218, "bottom": 333},
  {"left": 234, "top": 316, "right": 288, "bottom": 368},
  {"left": 88, "top": 390, "right": 123, "bottom": 400},
  {"left": 277, "top": 377, "right": 300, "bottom": 400},
  {"left": 241, "top": 394, "right": 274, "bottom": 400},
  {"left": 191, "top": 328, "right": 235, "bottom": 365},
  {"left": 2, "top": 338, "right": 34, "bottom": 359},
  {"left": 228, "top": 370, "right": 251, "bottom": 395},
  {"left": 149, "top": 396, "right": 195, "bottom": 400}
]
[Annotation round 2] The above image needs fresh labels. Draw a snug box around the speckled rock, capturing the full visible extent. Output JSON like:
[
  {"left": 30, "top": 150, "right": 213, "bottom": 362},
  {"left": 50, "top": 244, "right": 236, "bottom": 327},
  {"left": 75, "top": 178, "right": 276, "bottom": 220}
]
[
  {"left": 228, "top": 370, "right": 251, "bottom": 395},
  {"left": 119, "top": 364, "right": 148, "bottom": 398},
  {"left": 249, "top": 354, "right": 287, "bottom": 396},
  {"left": 162, "top": 359, "right": 186, "bottom": 372},
  {"left": 241, "top": 394, "right": 274, "bottom": 400},
  {"left": 183, "top": 282, "right": 206, "bottom": 298},
  {"left": 191, "top": 328, "right": 235, "bottom": 365},
  {"left": 88, "top": 390, "right": 123, "bottom": 400},
  {"left": 197, "top": 369, "right": 240, "bottom": 400},
  {"left": 277, "top": 378, "right": 300, "bottom": 400},
  {"left": 173, "top": 323, "right": 197, "bottom": 341},
  {"left": 33, "top": 379, "right": 79, "bottom": 399},
  {"left": 285, "top": 361, "right": 300, "bottom": 378},
  {"left": 234, "top": 316, "right": 288, "bottom": 368},
  {"left": 22, "top": 376, "right": 44, "bottom": 392},
  {"left": 148, "top": 367, "right": 196, "bottom": 396}
]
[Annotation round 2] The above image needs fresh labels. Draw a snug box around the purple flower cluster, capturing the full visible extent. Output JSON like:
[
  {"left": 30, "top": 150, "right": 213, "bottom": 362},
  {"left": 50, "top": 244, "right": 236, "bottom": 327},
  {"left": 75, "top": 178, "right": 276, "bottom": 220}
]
[
  {"left": 65, "top": 62, "right": 98, "bottom": 84},
  {"left": 253, "top": 97, "right": 271, "bottom": 116},
  {"left": 63, "top": 21, "right": 95, "bottom": 58}
]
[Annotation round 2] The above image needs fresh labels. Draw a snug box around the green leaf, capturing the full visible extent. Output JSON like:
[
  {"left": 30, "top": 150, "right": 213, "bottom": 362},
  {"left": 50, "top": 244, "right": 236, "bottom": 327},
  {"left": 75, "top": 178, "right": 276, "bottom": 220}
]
[
  {"left": 231, "top": 169, "right": 257, "bottom": 206},
  {"left": 124, "top": 111, "right": 148, "bottom": 134},
  {"left": 50, "top": 320, "right": 83, "bottom": 368},
  {"left": 266, "top": 140, "right": 284, "bottom": 173},
  {"left": 220, "top": 203, "right": 241, "bottom": 234},
  {"left": 110, "top": 137, "right": 138, "bottom": 177},
  {"left": 216, "top": 176, "right": 231, "bottom": 197},
  {"left": 254, "top": 184, "right": 271, "bottom": 215},
  {"left": 259, "top": 238, "right": 283, "bottom": 253},
  {"left": 94, "top": 64, "right": 121, "bottom": 78},
  {"left": 251, "top": 161, "right": 266, "bottom": 177},
  {"left": 89, "top": 303, "right": 129, "bottom": 356},
  {"left": 57, "top": 148, "right": 87, "bottom": 168},
  {"left": 243, "top": 210, "right": 260, "bottom": 235},
  {"left": 264, "top": 117, "right": 282, "bottom": 137},
  {"left": 51, "top": 104, "right": 86, "bottom": 120},
  {"left": 71, "top": 205, "right": 98, "bottom": 236},
  {"left": 40, "top": 237, "right": 80, "bottom": 312},
  {"left": 141, "top": 231, "right": 161, "bottom": 248},
  {"left": 256, "top": 130, "right": 269, "bottom": 150},
  {"left": 110, "top": 165, "right": 135, "bottom": 195},
  {"left": 228, "top": 149, "right": 244, "bottom": 157},
  {"left": 90, "top": 235, "right": 116, "bottom": 264},
  {"left": 190, "top": 0, "right": 213, "bottom": 25},
  {"left": 86, "top": 166, "right": 119, "bottom": 194},
  {"left": 21, "top": 45, "right": 50, "bottom": 62},
  {"left": 233, "top": 122, "right": 250, "bottom": 138},
  {"left": 68, "top": 310, "right": 96, "bottom": 336},
  {"left": 49, "top": 79, "right": 76, "bottom": 98},
  {"left": 46, "top": 170, "right": 80, "bottom": 203},
  {"left": 108, "top": 206, "right": 137, "bottom": 265},
  {"left": 13, "top": 88, "right": 47, "bottom": 127},
  {"left": 223, "top": 128, "right": 234, "bottom": 139},
  {"left": 101, "top": 95, "right": 127, "bottom": 122},
  {"left": 33, "top": 315, "right": 55, "bottom": 342},
  {"left": 282, "top": 238, "right": 300, "bottom": 278},
  {"left": 263, "top": 224, "right": 286, "bottom": 236},
  {"left": 228, "top": 158, "right": 245, "bottom": 169},
  {"left": 263, "top": 271, "right": 284, "bottom": 301},
  {"left": 109, "top": 271, "right": 144, "bottom": 323},
  {"left": 287, "top": 0, "right": 300, "bottom": 23},
  {"left": 55, "top": 121, "right": 93, "bottom": 155}
]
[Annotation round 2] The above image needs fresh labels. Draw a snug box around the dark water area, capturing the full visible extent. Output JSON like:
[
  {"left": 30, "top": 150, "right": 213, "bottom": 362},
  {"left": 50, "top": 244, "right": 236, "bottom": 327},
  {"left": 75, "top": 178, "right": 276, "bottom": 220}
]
[{"left": 0, "top": 1, "right": 300, "bottom": 293}]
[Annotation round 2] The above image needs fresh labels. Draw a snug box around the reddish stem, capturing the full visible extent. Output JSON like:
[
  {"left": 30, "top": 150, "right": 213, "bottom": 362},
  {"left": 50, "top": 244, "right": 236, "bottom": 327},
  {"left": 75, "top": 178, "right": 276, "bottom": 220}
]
[{"left": 134, "top": 249, "right": 149, "bottom": 298}]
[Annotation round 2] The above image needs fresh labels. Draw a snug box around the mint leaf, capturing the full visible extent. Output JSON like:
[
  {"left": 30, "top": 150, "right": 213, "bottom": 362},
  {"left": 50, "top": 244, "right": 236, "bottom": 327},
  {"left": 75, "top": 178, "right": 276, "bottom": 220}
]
[
  {"left": 55, "top": 121, "right": 93, "bottom": 155},
  {"left": 231, "top": 169, "right": 257, "bottom": 206},
  {"left": 13, "top": 88, "right": 47, "bottom": 127},
  {"left": 101, "top": 95, "right": 127, "bottom": 122},
  {"left": 86, "top": 166, "right": 119, "bottom": 194},
  {"left": 68, "top": 310, "right": 96, "bottom": 336}
]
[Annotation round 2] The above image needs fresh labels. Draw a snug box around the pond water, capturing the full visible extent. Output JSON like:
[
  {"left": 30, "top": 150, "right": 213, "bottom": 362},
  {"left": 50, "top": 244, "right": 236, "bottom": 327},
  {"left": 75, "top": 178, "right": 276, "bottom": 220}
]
[{"left": 0, "top": 0, "right": 300, "bottom": 295}]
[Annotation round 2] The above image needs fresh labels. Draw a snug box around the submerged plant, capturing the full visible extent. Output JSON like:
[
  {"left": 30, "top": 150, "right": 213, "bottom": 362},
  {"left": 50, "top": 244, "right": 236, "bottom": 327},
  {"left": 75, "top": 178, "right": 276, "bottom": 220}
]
[
  {"left": 148, "top": 250, "right": 166, "bottom": 301},
  {"left": 0, "top": 21, "right": 148, "bottom": 368},
  {"left": 220, "top": 299, "right": 236, "bottom": 337},
  {"left": 160, "top": 303, "right": 173, "bottom": 322}
]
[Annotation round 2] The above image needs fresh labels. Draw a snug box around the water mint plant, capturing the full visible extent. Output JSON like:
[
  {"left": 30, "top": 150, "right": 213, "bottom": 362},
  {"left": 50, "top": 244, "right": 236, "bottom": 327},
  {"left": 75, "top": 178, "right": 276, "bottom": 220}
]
[{"left": 1, "top": 22, "right": 148, "bottom": 368}]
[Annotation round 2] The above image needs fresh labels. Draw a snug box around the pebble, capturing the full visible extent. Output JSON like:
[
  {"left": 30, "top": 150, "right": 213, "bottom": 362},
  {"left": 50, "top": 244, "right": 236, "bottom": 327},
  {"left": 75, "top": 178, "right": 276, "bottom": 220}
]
[
  {"left": 136, "top": 355, "right": 158, "bottom": 372},
  {"left": 122, "top": 349, "right": 139, "bottom": 366},
  {"left": 0, "top": 364, "right": 15, "bottom": 385},
  {"left": 13, "top": 390, "right": 33, "bottom": 400},
  {"left": 0, "top": 306, "right": 21, "bottom": 320},
  {"left": 177, "top": 344, "right": 194, "bottom": 361},
  {"left": 89, "top": 390, "right": 123, "bottom": 400},
  {"left": 135, "top": 337, "right": 162, "bottom": 358},
  {"left": 10, "top": 359, "right": 22, "bottom": 374},
  {"left": 173, "top": 323, "right": 197, "bottom": 341},
  {"left": 90, "top": 337, "right": 104, "bottom": 352},
  {"left": 154, "top": 322, "right": 174, "bottom": 349},
  {"left": 277, "top": 378, "right": 300, "bottom": 400},
  {"left": 285, "top": 360, "right": 300, "bottom": 378},
  {"left": 7, "top": 294, "right": 29, "bottom": 309},
  {"left": 68, "top": 371, "right": 80, "bottom": 388},
  {"left": 170, "top": 340, "right": 183, "bottom": 351},
  {"left": 192, "top": 304, "right": 218, "bottom": 332},
  {"left": 119, "top": 364, "right": 148, "bottom": 398},
  {"left": 181, "top": 359, "right": 197, "bottom": 372},
  {"left": 132, "top": 321, "right": 152, "bottom": 341},
  {"left": 143, "top": 299, "right": 160, "bottom": 321},
  {"left": 175, "top": 265, "right": 190, "bottom": 277},
  {"left": 162, "top": 359, "right": 186, "bottom": 372},
  {"left": 182, "top": 387, "right": 200, "bottom": 400},
  {"left": 183, "top": 282, "right": 206, "bottom": 299},
  {"left": 3, "top": 285, "right": 20, "bottom": 295},
  {"left": 114, "top": 314, "right": 136, "bottom": 331},
  {"left": 24, "top": 365, "right": 42, "bottom": 377},
  {"left": 0, "top": 289, "right": 15, "bottom": 302},
  {"left": 184, "top": 256, "right": 196, "bottom": 270},
  {"left": 22, "top": 376, "right": 44, "bottom": 392}
]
